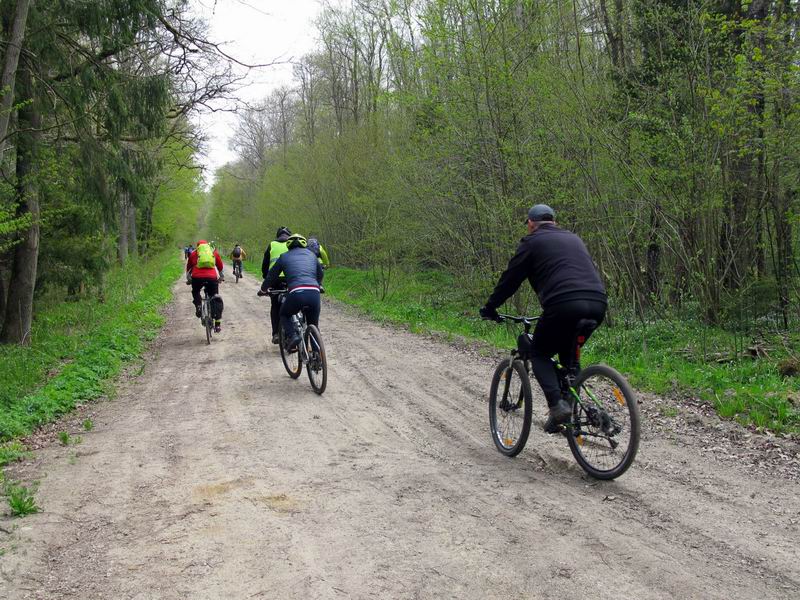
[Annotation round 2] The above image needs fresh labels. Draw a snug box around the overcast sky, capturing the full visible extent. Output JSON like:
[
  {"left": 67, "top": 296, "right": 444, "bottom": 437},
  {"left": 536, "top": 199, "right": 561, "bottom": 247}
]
[{"left": 189, "top": 0, "right": 326, "bottom": 184}]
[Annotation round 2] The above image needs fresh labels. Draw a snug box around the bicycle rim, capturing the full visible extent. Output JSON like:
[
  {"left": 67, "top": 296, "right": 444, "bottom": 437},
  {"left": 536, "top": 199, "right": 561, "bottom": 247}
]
[
  {"left": 279, "top": 329, "right": 302, "bottom": 378},
  {"left": 488, "top": 359, "right": 532, "bottom": 457},
  {"left": 305, "top": 325, "right": 327, "bottom": 394},
  {"left": 567, "top": 364, "right": 640, "bottom": 479}
]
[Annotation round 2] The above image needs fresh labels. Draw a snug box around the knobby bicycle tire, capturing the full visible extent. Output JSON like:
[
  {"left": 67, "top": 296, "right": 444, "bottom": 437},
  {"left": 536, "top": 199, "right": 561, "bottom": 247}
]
[
  {"left": 566, "top": 364, "right": 640, "bottom": 480},
  {"left": 305, "top": 324, "right": 327, "bottom": 394},
  {"left": 488, "top": 358, "right": 532, "bottom": 457},
  {"left": 203, "top": 299, "right": 212, "bottom": 345},
  {"left": 279, "top": 328, "right": 302, "bottom": 379}
]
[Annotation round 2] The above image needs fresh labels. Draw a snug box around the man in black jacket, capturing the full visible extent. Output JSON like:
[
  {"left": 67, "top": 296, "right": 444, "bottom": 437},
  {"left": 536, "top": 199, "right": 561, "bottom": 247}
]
[
  {"left": 480, "top": 204, "right": 607, "bottom": 432},
  {"left": 262, "top": 227, "right": 292, "bottom": 344}
]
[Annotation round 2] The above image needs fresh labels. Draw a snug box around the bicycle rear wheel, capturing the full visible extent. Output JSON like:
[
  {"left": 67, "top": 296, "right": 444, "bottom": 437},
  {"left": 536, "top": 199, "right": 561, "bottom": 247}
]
[
  {"left": 567, "top": 364, "right": 640, "bottom": 480},
  {"left": 279, "top": 328, "right": 302, "bottom": 379},
  {"left": 305, "top": 325, "right": 327, "bottom": 394},
  {"left": 488, "top": 359, "right": 532, "bottom": 457},
  {"left": 203, "top": 300, "right": 212, "bottom": 344}
]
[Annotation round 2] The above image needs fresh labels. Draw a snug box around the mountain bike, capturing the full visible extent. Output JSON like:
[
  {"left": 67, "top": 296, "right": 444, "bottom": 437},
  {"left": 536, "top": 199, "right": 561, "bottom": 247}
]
[
  {"left": 200, "top": 289, "right": 214, "bottom": 344},
  {"left": 233, "top": 260, "right": 242, "bottom": 283},
  {"left": 266, "top": 289, "right": 327, "bottom": 394},
  {"left": 488, "top": 314, "right": 640, "bottom": 479},
  {"left": 187, "top": 278, "right": 222, "bottom": 344}
]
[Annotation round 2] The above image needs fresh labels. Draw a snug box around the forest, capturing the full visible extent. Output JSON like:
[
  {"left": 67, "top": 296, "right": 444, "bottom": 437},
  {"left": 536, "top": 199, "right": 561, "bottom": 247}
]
[
  {"left": 209, "top": 0, "right": 800, "bottom": 332},
  {"left": 0, "top": 0, "right": 233, "bottom": 346}
]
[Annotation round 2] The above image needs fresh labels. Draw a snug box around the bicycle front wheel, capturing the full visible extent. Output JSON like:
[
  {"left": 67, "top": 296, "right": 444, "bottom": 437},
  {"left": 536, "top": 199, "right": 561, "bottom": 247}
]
[
  {"left": 567, "top": 364, "right": 640, "bottom": 480},
  {"left": 305, "top": 325, "right": 327, "bottom": 394},
  {"left": 279, "top": 328, "right": 302, "bottom": 379},
  {"left": 488, "top": 359, "right": 532, "bottom": 457}
]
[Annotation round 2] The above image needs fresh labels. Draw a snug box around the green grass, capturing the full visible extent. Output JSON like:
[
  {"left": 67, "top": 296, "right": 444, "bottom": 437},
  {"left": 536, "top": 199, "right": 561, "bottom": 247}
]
[
  {"left": 0, "top": 253, "right": 180, "bottom": 456},
  {"left": 4, "top": 481, "right": 39, "bottom": 517},
  {"left": 0, "top": 441, "right": 29, "bottom": 465},
  {"left": 324, "top": 267, "right": 800, "bottom": 434}
]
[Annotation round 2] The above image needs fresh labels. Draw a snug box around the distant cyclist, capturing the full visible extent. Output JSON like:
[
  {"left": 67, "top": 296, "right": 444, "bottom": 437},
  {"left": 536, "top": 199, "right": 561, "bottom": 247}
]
[
  {"left": 480, "top": 204, "right": 607, "bottom": 433},
  {"left": 259, "top": 234, "right": 324, "bottom": 350},
  {"left": 229, "top": 243, "right": 247, "bottom": 277},
  {"left": 306, "top": 235, "right": 330, "bottom": 268},
  {"left": 186, "top": 240, "right": 225, "bottom": 333},
  {"left": 261, "top": 227, "right": 292, "bottom": 344}
]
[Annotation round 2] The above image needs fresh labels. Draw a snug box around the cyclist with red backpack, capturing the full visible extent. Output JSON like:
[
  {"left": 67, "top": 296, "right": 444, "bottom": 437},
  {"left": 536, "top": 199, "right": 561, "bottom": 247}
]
[{"left": 186, "top": 240, "right": 225, "bottom": 333}]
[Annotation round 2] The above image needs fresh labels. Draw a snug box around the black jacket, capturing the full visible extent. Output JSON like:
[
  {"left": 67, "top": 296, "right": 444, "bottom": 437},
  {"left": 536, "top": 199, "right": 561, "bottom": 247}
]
[
  {"left": 486, "top": 223, "right": 606, "bottom": 310},
  {"left": 265, "top": 247, "right": 324, "bottom": 291}
]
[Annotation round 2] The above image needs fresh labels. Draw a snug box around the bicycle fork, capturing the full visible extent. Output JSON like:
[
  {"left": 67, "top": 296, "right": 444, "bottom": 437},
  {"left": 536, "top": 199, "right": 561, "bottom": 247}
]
[{"left": 499, "top": 354, "right": 522, "bottom": 412}]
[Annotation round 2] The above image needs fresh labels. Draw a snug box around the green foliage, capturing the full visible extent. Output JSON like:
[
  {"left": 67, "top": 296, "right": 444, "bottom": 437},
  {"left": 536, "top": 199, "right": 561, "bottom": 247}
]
[
  {"left": 57, "top": 431, "right": 81, "bottom": 446},
  {"left": 4, "top": 481, "right": 39, "bottom": 517},
  {"left": 325, "top": 267, "right": 800, "bottom": 433},
  {"left": 0, "top": 441, "right": 30, "bottom": 468},
  {"left": 207, "top": 0, "right": 799, "bottom": 331},
  {"left": 82, "top": 418, "right": 93, "bottom": 431},
  {"left": 0, "top": 253, "right": 179, "bottom": 441},
  {"left": 149, "top": 138, "right": 206, "bottom": 249}
]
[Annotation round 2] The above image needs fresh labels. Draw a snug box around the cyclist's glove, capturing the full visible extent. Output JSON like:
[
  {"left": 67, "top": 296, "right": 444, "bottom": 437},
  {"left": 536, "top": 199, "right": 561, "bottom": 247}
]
[
  {"left": 257, "top": 289, "right": 268, "bottom": 297},
  {"left": 479, "top": 305, "right": 500, "bottom": 322}
]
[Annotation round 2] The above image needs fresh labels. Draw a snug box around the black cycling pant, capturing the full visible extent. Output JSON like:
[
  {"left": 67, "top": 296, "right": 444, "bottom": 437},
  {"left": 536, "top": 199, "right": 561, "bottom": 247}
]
[
  {"left": 531, "top": 299, "right": 606, "bottom": 408},
  {"left": 280, "top": 289, "right": 320, "bottom": 341},
  {"left": 268, "top": 280, "right": 287, "bottom": 335},
  {"left": 191, "top": 278, "right": 223, "bottom": 320}
]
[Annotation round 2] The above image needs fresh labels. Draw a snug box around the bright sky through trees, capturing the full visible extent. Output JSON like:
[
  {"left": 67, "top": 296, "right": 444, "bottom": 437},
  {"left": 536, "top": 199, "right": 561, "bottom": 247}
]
[{"left": 189, "top": 0, "right": 325, "bottom": 182}]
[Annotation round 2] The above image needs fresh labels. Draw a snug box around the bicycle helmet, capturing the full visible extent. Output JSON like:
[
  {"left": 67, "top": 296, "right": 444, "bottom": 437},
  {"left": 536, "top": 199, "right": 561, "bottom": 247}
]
[
  {"left": 286, "top": 233, "right": 307, "bottom": 249},
  {"left": 276, "top": 226, "right": 292, "bottom": 238}
]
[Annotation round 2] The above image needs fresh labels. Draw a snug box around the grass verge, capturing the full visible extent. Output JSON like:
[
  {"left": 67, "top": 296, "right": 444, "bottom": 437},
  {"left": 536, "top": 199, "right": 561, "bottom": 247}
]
[
  {"left": 324, "top": 267, "right": 800, "bottom": 434},
  {"left": 0, "top": 253, "right": 180, "bottom": 456}
]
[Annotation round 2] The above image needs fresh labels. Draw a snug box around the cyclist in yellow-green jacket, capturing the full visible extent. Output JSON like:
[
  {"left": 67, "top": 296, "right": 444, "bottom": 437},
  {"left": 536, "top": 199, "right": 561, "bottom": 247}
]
[
  {"left": 261, "top": 227, "right": 292, "bottom": 344},
  {"left": 306, "top": 236, "right": 330, "bottom": 268}
]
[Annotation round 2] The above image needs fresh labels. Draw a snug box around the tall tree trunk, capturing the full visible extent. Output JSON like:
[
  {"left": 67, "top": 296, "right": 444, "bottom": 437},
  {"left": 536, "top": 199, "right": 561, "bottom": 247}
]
[
  {"left": 0, "top": 0, "right": 32, "bottom": 158},
  {"left": 127, "top": 201, "right": 137, "bottom": 258},
  {"left": 117, "top": 192, "right": 129, "bottom": 264},
  {"left": 645, "top": 206, "right": 661, "bottom": 301},
  {"left": 1, "top": 66, "right": 39, "bottom": 345},
  {"left": 0, "top": 267, "right": 6, "bottom": 323}
]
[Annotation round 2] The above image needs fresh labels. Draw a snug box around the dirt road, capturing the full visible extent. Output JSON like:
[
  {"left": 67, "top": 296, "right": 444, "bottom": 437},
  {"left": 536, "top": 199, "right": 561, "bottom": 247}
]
[{"left": 2, "top": 272, "right": 799, "bottom": 599}]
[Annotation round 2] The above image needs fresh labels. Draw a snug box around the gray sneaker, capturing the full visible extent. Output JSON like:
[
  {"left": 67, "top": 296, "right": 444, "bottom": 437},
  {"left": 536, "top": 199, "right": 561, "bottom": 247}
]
[
  {"left": 271, "top": 333, "right": 280, "bottom": 344},
  {"left": 543, "top": 399, "right": 572, "bottom": 433}
]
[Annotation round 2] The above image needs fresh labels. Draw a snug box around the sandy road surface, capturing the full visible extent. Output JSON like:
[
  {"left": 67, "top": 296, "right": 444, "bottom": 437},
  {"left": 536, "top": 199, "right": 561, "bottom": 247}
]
[{"left": 1, "top": 272, "right": 799, "bottom": 599}]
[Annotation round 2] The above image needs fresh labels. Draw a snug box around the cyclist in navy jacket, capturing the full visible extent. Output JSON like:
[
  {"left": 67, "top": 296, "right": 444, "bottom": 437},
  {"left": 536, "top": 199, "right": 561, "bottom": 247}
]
[{"left": 260, "top": 234, "right": 324, "bottom": 350}]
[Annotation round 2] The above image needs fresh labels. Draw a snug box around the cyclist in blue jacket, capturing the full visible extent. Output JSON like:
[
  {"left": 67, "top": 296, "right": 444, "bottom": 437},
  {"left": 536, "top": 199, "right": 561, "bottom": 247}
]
[{"left": 259, "top": 234, "right": 323, "bottom": 350}]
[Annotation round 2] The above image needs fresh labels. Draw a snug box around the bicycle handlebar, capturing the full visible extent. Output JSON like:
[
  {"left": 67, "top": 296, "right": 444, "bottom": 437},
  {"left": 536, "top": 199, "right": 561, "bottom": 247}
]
[
  {"left": 261, "top": 286, "right": 326, "bottom": 297},
  {"left": 497, "top": 313, "right": 540, "bottom": 325}
]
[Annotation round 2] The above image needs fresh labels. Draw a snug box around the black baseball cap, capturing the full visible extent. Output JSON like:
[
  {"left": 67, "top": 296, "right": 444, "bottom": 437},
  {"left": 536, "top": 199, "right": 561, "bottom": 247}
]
[{"left": 526, "top": 204, "right": 555, "bottom": 223}]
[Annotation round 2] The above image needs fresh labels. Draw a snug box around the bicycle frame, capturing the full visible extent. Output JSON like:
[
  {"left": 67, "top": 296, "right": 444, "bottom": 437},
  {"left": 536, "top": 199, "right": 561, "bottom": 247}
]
[
  {"left": 269, "top": 290, "right": 311, "bottom": 363},
  {"left": 498, "top": 314, "right": 604, "bottom": 417}
]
